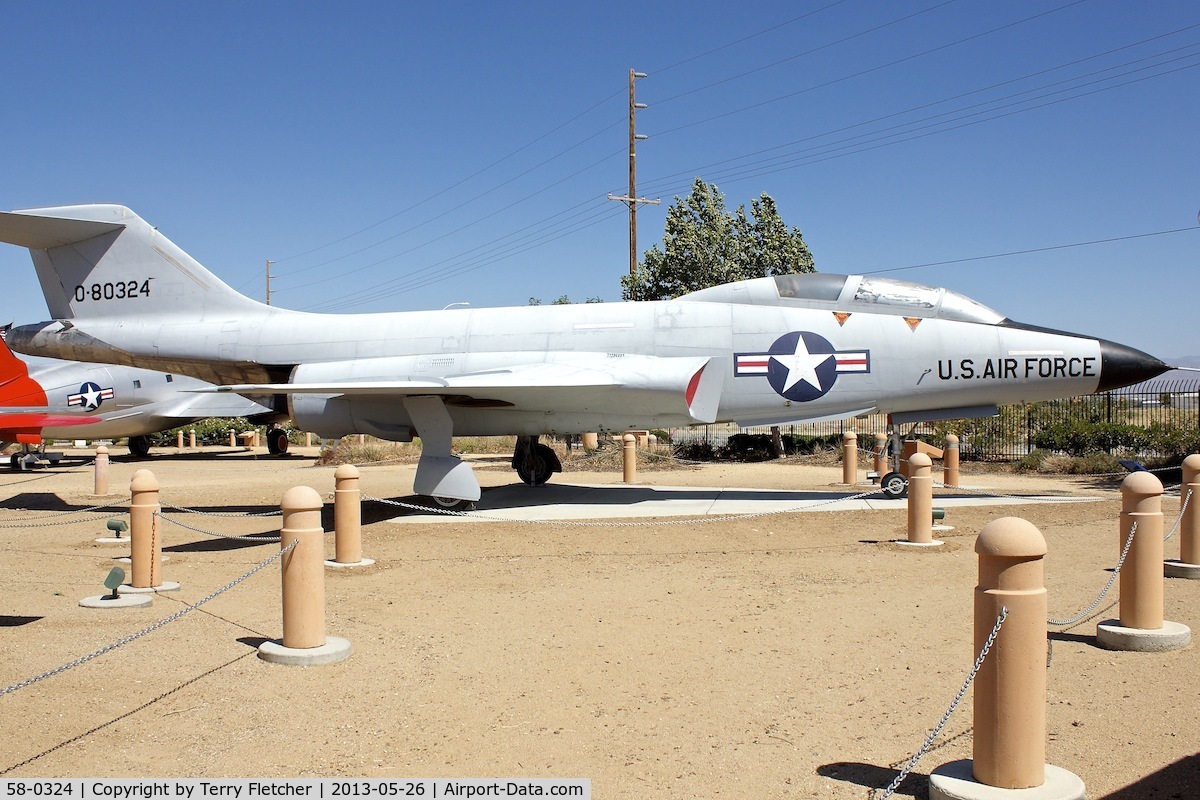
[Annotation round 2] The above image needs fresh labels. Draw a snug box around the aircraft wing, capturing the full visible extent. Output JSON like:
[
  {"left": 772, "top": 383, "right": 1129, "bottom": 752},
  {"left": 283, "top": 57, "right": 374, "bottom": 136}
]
[
  {"left": 204, "top": 354, "right": 725, "bottom": 424},
  {"left": 0, "top": 411, "right": 101, "bottom": 429}
]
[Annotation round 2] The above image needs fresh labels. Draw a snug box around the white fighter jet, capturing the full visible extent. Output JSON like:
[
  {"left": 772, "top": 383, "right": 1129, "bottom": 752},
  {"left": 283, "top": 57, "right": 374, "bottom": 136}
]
[
  {"left": 0, "top": 331, "right": 276, "bottom": 467},
  {"left": 0, "top": 204, "right": 1171, "bottom": 503}
]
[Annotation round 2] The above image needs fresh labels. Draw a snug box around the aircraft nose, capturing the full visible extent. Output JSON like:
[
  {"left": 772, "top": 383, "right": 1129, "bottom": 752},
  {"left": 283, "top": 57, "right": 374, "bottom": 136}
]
[{"left": 1097, "top": 338, "right": 1170, "bottom": 392}]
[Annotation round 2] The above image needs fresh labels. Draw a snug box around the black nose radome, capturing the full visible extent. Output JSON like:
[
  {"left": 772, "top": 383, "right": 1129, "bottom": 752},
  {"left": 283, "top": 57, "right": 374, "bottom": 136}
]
[{"left": 1097, "top": 339, "right": 1170, "bottom": 392}]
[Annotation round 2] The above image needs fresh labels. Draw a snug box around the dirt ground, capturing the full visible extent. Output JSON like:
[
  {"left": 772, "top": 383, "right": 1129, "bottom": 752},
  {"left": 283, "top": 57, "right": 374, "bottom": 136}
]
[{"left": 0, "top": 444, "right": 1195, "bottom": 799}]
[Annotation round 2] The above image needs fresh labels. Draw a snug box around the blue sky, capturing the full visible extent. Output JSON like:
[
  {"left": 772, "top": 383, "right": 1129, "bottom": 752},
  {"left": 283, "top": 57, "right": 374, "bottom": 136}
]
[{"left": 2, "top": 0, "right": 1197, "bottom": 361}]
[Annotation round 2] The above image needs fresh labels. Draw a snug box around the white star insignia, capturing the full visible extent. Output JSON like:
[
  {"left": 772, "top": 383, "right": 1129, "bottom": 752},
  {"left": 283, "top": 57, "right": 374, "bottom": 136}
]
[{"left": 771, "top": 337, "right": 833, "bottom": 393}]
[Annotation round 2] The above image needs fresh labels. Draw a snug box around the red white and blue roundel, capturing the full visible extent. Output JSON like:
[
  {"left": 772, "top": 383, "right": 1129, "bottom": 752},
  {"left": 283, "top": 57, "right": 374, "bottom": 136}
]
[
  {"left": 67, "top": 381, "right": 115, "bottom": 412},
  {"left": 735, "top": 331, "right": 870, "bottom": 402}
]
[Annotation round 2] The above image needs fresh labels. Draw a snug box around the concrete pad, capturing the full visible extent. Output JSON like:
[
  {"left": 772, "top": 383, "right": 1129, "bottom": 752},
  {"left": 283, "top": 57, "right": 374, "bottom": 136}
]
[
  {"left": 386, "top": 482, "right": 1100, "bottom": 524},
  {"left": 118, "top": 581, "right": 182, "bottom": 594},
  {"left": 325, "top": 558, "right": 376, "bottom": 569},
  {"left": 929, "top": 760, "right": 1084, "bottom": 800},
  {"left": 258, "top": 636, "right": 352, "bottom": 666},
  {"left": 80, "top": 593, "right": 152, "bottom": 609},
  {"left": 1096, "top": 619, "right": 1191, "bottom": 652}
]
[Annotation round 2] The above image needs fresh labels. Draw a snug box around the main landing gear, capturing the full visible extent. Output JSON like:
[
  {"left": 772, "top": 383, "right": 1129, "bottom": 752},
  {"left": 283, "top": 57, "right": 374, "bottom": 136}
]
[
  {"left": 512, "top": 435, "right": 562, "bottom": 486},
  {"left": 266, "top": 426, "right": 289, "bottom": 455}
]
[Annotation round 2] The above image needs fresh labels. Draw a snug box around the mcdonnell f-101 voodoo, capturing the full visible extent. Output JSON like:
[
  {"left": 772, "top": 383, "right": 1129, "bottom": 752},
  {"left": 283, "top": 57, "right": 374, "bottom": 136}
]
[{"left": 0, "top": 204, "right": 1172, "bottom": 504}]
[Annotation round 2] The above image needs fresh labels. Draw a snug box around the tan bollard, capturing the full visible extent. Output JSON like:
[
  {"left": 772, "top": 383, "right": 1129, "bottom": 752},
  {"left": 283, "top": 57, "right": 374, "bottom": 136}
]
[
  {"left": 305, "top": 432, "right": 313, "bottom": 447},
  {"left": 902, "top": 452, "right": 940, "bottom": 546},
  {"left": 129, "top": 469, "right": 161, "bottom": 589},
  {"left": 329, "top": 464, "right": 372, "bottom": 567},
  {"left": 972, "top": 518, "right": 1049, "bottom": 789},
  {"left": 94, "top": 445, "right": 109, "bottom": 495},
  {"left": 873, "top": 432, "right": 887, "bottom": 482},
  {"left": 176, "top": 431, "right": 184, "bottom": 449},
  {"left": 1119, "top": 471, "right": 1164, "bottom": 630},
  {"left": 841, "top": 431, "right": 857, "bottom": 485},
  {"left": 258, "top": 486, "right": 351, "bottom": 665},
  {"left": 253, "top": 429, "right": 261, "bottom": 448},
  {"left": 279, "top": 486, "right": 327, "bottom": 649},
  {"left": 944, "top": 434, "right": 960, "bottom": 487},
  {"left": 1097, "top": 471, "right": 1191, "bottom": 650},
  {"left": 188, "top": 429, "right": 196, "bottom": 448},
  {"left": 229, "top": 430, "right": 237, "bottom": 447},
  {"left": 622, "top": 433, "right": 637, "bottom": 484},
  {"left": 1175, "top": 454, "right": 1200, "bottom": 569},
  {"left": 582, "top": 432, "right": 598, "bottom": 450}
]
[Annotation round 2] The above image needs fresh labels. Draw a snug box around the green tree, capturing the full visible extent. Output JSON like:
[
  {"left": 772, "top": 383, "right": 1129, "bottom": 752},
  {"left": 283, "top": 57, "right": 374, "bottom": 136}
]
[{"left": 621, "top": 178, "right": 815, "bottom": 301}]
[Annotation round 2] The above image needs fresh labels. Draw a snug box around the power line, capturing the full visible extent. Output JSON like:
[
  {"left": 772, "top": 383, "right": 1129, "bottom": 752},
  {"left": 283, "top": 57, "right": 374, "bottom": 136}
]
[{"left": 861, "top": 226, "right": 1200, "bottom": 276}]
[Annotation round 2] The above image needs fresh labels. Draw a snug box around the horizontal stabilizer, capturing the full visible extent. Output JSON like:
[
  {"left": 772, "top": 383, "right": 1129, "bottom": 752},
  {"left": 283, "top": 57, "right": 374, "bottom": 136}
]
[{"left": 0, "top": 210, "right": 125, "bottom": 249}]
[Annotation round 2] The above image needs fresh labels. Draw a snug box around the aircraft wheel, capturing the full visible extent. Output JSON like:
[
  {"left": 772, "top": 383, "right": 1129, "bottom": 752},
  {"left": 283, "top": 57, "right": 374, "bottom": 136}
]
[
  {"left": 429, "top": 496, "right": 475, "bottom": 512},
  {"left": 128, "top": 435, "right": 151, "bottom": 458},
  {"left": 9, "top": 453, "right": 20, "bottom": 470},
  {"left": 880, "top": 471, "right": 908, "bottom": 499},
  {"left": 516, "top": 443, "right": 555, "bottom": 486},
  {"left": 266, "top": 427, "right": 288, "bottom": 455}
]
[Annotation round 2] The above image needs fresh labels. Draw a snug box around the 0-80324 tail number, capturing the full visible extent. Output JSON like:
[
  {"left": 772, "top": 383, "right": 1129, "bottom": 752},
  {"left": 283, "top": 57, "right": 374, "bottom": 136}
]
[{"left": 74, "top": 280, "right": 151, "bottom": 302}]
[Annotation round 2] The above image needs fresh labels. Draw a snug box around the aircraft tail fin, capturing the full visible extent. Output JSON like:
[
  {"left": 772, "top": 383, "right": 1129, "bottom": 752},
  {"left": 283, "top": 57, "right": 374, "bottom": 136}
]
[
  {"left": 0, "top": 329, "right": 48, "bottom": 407},
  {"left": 0, "top": 205, "right": 264, "bottom": 321}
]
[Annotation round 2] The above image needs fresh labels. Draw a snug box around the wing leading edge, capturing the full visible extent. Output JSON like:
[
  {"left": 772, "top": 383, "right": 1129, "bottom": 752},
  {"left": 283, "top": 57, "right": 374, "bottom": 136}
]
[{"left": 202, "top": 353, "right": 726, "bottom": 424}]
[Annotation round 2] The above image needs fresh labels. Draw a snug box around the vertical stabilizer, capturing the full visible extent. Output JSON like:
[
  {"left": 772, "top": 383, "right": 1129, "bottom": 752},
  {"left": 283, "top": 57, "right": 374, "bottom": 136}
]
[{"left": 0, "top": 205, "right": 265, "bottom": 321}]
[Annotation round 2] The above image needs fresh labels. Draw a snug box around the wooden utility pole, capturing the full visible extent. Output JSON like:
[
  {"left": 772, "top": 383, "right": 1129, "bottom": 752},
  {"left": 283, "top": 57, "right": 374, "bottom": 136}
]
[
  {"left": 265, "top": 259, "right": 275, "bottom": 306},
  {"left": 608, "top": 69, "right": 659, "bottom": 274}
]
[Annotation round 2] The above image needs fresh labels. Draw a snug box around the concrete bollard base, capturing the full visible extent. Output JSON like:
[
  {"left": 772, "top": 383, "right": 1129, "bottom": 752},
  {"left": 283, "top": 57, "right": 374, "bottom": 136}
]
[
  {"left": 258, "top": 636, "right": 352, "bottom": 666},
  {"left": 80, "top": 593, "right": 153, "bottom": 609},
  {"left": 1164, "top": 559, "right": 1200, "bottom": 579},
  {"left": 94, "top": 536, "right": 127, "bottom": 544},
  {"left": 118, "top": 581, "right": 182, "bottom": 594},
  {"left": 1096, "top": 619, "right": 1191, "bottom": 652},
  {"left": 325, "top": 558, "right": 376, "bottom": 569},
  {"left": 929, "top": 760, "right": 1084, "bottom": 800},
  {"left": 893, "top": 539, "right": 945, "bottom": 548}
]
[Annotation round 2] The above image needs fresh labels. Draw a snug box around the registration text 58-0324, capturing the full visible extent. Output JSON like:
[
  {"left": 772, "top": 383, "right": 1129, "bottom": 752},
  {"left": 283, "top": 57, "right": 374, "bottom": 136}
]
[{"left": 74, "top": 280, "right": 151, "bottom": 302}]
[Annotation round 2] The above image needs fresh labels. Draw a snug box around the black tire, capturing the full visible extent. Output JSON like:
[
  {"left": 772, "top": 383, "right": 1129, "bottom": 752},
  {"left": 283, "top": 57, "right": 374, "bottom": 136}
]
[
  {"left": 516, "top": 442, "right": 556, "bottom": 485},
  {"left": 128, "top": 435, "right": 151, "bottom": 458},
  {"left": 429, "top": 496, "right": 475, "bottom": 512},
  {"left": 880, "top": 471, "right": 908, "bottom": 499},
  {"left": 266, "top": 428, "right": 288, "bottom": 455},
  {"left": 10, "top": 453, "right": 20, "bottom": 470}
]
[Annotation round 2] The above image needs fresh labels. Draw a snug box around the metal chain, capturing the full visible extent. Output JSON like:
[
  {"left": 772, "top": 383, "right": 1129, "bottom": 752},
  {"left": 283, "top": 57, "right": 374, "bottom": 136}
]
[
  {"left": 0, "top": 539, "right": 296, "bottom": 699},
  {"left": 1048, "top": 520, "right": 1137, "bottom": 626},
  {"left": 873, "top": 607, "right": 1008, "bottom": 800},
  {"left": 162, "top": 502, "right": 280, "bottom": 518},
  {"left": 157, "top": 511, "right": 282, "bottom": 542},
  {"left": 0, "top": 497, "right": 128, "bottom": 526},
  {"left": 1164, "top": 488, "right": 1191, "bottom": 542},
  {"left": 364, "top": 486, "right": 888, "bottom": 528}
]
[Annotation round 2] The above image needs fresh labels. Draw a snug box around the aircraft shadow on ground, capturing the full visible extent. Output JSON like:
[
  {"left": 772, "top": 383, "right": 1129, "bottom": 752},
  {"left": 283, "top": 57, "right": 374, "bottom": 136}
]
[
  {"left": 378, "top": 483, "right": 871, "bottom": 516},
  {"left": 816, "top": 762, "right": 925, "bottom": 797}
]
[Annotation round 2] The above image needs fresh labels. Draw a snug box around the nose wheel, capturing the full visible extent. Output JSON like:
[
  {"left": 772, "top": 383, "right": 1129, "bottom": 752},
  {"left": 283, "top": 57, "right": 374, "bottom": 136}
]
[{"left": 879, "top": 471, "right": 908, "bottom": 499}]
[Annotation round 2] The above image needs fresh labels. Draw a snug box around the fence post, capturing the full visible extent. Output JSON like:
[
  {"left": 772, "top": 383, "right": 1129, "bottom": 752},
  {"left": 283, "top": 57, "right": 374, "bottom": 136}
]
[
  {"left": 1166, "top": 453, "right": 1200, "bottom": 578},
  {"left": 943, "top": 434, "right": 960, "bottom": 487},
  {"left": 929, "top": 518, "right": 1085, "bottom": 799},
  {"left": 900, "top": 452, "right": 942, "bottom": 547},
  {"left": 841, "top": 431, "right": 857, "bottom": 485},
  {"left": 93, "top": 445, "right": 109, "bottom": 496},
  {"left": 622, "top": 433, "right": 637, "bottom": 483},
  {"left": 258, "top": 486, "right": 351, "bottom": 665},
  {"left": 328, "top": 464, "right": 373, "bottom": 568},
  {"left": 1097, "top": 471, "right": 1191, "bottom": 651},
  {"left": 124, "top": 470, "right": 180, "bottom": 594}
]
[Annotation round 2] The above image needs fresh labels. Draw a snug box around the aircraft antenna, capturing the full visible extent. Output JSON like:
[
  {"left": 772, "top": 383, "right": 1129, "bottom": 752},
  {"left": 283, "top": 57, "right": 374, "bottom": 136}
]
[{"left": 608, "top": 69, "right": 660, "bottom": 275}]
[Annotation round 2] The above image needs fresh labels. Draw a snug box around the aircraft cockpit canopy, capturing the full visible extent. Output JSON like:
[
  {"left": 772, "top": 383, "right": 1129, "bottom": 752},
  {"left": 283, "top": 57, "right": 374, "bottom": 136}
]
[{"left": 680, "top": 273, "right": 1005, "bottom": 325}]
